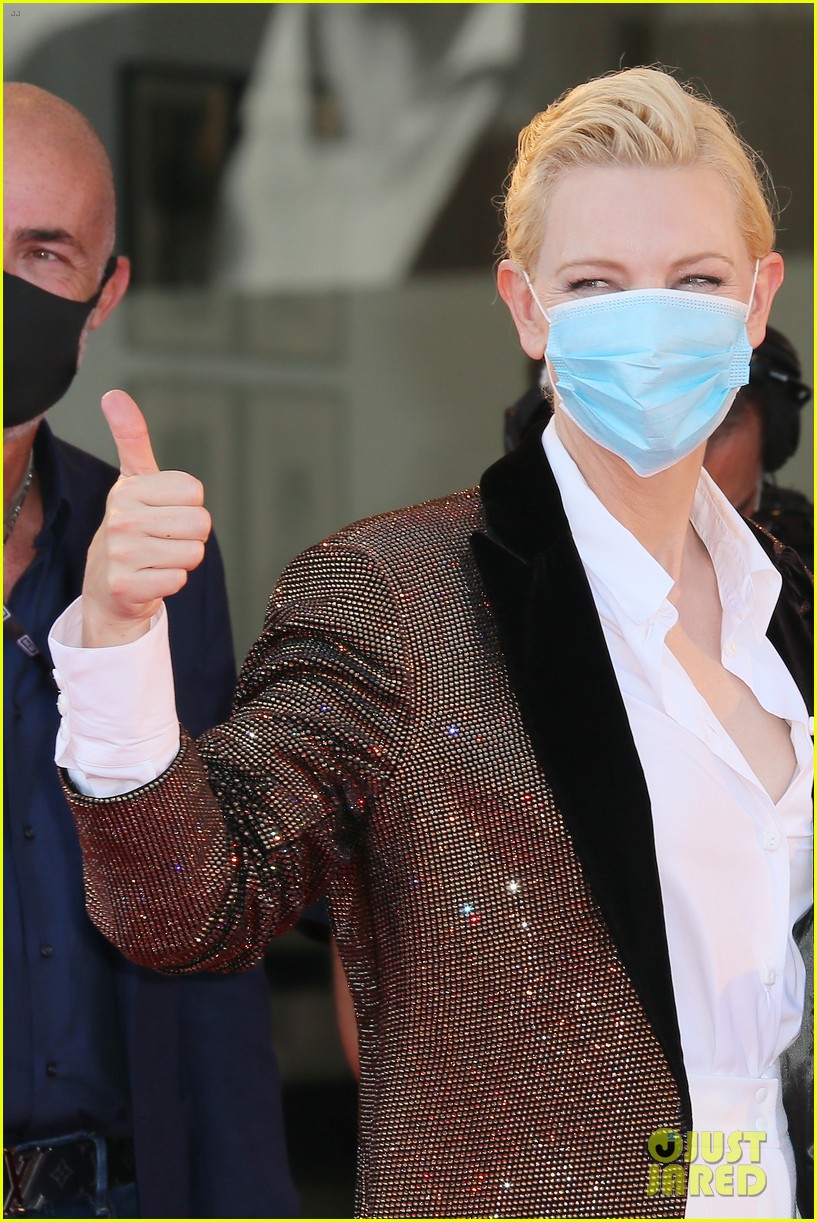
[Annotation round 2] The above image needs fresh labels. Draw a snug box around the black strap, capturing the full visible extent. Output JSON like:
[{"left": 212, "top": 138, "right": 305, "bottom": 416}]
[{"left": 3, "top": 605, "right": 54, "bottom": 678}]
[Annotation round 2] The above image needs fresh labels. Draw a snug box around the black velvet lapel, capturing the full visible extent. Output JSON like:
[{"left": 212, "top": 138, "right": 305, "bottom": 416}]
[{"left": 471, "top": 431, "right": 691, "bottom": 1124}]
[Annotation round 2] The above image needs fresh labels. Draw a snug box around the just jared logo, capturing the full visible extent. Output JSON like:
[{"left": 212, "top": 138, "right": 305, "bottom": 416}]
[{"left": 646, "top": 1128, "right": 767, "bottom": 1198}]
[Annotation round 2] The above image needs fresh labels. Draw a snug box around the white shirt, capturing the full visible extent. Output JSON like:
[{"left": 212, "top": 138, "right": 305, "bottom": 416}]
[
  {"left": 52, "top": 599, "right": 178, "bottom": 796},
  {"left": 50, "top": 423, "right": 812, "bottom": 1216},
  {"left": 542, "top": 419, "right": 812, "bottom": 1218}
]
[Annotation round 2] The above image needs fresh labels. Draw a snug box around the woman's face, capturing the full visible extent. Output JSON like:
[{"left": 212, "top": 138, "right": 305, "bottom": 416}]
[{"left": 500, "top": 161, "right": 783, "bottom": 365}]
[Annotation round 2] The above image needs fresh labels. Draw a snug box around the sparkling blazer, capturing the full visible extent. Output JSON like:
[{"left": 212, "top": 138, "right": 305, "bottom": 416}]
[{"left": 66, "top": 433, "right": 813, "bottom": 1219}]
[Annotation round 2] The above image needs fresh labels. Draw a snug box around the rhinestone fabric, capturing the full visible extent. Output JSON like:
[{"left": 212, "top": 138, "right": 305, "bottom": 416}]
[{"left": 67, "top": 489, "right": 686, "bottom": 1218}]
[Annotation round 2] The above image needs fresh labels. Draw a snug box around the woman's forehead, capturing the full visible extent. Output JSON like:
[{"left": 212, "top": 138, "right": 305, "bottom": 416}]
[{"left": 539, "top": 163, "right": 745, "bottom": 262}]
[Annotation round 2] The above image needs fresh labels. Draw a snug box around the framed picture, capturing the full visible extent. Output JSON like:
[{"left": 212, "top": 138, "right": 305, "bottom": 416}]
[{"left": 121, "top": 62, "right": 246, "bottom": 287}]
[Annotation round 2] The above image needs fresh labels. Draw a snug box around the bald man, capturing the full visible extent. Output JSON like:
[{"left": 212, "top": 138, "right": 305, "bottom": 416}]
[{"left": 3, "top": 84, "right": 297, "bottom": 1218}]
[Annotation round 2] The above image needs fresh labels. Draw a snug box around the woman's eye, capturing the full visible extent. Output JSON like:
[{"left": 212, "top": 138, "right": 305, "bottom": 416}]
[
  {"left": 566, "top": 278, "right": 614, "bottom": 293},
  {"left": 678, "top": 275, "right": 723, "bottom": 290}
]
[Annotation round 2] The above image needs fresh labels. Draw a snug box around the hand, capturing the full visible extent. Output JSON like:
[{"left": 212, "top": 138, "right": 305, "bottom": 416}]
[{"left": 82, "top": 390, "right": 212, "bottom": 647}]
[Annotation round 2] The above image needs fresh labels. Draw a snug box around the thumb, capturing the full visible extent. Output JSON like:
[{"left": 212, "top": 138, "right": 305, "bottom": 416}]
[{"left": 101, "top": 389, "right": 160, "bottom": 476}]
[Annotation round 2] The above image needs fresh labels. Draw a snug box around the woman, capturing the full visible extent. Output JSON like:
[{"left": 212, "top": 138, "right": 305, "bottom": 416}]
[{"left": 51, "top": 67, "right": 812, "bottom": 1218}]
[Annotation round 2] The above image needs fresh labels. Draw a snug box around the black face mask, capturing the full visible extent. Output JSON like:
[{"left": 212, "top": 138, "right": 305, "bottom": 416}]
[{"left": 3, "top": 257, "right": 117, "bottom": 429}]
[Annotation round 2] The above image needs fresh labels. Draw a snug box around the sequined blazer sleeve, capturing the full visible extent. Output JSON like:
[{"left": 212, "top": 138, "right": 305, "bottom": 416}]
[{"left": 65, "top": 539, "right": 412, "bottom": 973}]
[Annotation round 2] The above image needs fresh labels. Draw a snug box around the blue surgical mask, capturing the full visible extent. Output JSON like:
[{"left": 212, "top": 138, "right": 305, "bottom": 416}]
[{"left": 523, "top": 267, "right": 759, "bottom": 477}]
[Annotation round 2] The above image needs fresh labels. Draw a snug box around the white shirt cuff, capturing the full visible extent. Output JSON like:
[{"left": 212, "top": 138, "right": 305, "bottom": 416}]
[{"left": 49, "top": 598, "right": 181, "bottom": 797}]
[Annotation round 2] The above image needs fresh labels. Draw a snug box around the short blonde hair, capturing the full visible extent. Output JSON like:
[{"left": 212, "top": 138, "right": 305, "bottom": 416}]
[{"left": 502, "top": 66, "right": 776, "bottom": 270}]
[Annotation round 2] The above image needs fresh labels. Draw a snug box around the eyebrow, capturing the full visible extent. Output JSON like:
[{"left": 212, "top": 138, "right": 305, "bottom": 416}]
[
  {"left": 555, "top": 258, "right": 626, "bottom": 276},
  {"left": 15, "top": 227, "right": 82, "bottom": 250},
  {"left": 556, "top": 252, "right": 735, "bottom": 276}
]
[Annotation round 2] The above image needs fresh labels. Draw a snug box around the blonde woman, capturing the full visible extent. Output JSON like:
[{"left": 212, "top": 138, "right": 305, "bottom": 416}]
[{"left": 52, "top": 67, "right": 811, "bottom": 1219}]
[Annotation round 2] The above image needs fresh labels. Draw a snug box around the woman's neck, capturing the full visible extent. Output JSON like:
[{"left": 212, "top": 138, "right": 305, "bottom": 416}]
[{"left": 553, "top": 409, "right": 703, "bottom": 582}]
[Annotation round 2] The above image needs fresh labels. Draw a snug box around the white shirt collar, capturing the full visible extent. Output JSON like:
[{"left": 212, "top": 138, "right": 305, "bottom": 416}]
[{"left": 541, "top": 416, "right": 782, "bottom": 638}]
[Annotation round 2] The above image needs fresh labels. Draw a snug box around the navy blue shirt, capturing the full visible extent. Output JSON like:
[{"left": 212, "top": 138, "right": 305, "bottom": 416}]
[{"left": 4, "top": 422, "right": 236, "bottom": 1143}]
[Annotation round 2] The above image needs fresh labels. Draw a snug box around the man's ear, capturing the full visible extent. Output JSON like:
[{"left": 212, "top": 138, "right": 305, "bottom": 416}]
[
  {"left": 88, "top": 255, "right": 131, "bottom": 331},
  {"left": 746, "top": 251, "right": 784, "bottom": 349},
  {"left": 497, "top": 258, "right": 549, "bottom": 361}
]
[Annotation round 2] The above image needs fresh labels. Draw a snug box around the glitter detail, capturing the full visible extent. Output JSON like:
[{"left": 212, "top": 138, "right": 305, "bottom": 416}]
[{"left": 66, "top": 488, "right": 685, "bottom": 1218}]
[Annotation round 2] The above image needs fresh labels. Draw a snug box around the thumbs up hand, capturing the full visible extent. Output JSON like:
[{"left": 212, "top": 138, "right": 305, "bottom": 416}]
[{"left": 82, "top": 390, "right": 212, "bottom": 647}]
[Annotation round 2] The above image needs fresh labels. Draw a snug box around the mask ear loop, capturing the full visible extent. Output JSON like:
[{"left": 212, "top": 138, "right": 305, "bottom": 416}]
[
  {"left": 521, "top": 269, "right": 551, "bottom": 323},
  {"left": 746, "top": 258, "right": 761, "bottom": 317},
  {"left": 521, "top": 268, "right": 559, "bottom": 384}
]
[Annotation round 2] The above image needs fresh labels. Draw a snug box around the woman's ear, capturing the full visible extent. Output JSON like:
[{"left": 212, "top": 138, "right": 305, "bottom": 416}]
[
  {"left": 746, "top": 251, "right": 784, "bottom": 349},
  {"left": 497, "top": 259, "right": 549, "bottom": 360}
]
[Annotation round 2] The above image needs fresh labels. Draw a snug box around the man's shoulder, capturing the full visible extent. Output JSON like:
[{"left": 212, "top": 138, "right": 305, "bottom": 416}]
[
  {"left": 52, "top": 434, "right": 119, "bottom": 509},
  {"left": 52, "top": 434, "right": 119, "bottom": 483}
]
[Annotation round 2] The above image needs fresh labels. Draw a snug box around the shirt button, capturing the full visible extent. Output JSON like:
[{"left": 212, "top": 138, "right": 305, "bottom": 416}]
[
  {"left": 56, "top": 693, "right": 68, "bottom": 716},
  {"left": 45, "top": 1061, "right": 58, "bottom": 1077},
  {"left": 762, "top": 830, "right": 780, "bottom": 852},
  {"left": 40, "top": 944, "right": 53, "bottom": 958},
  {"left": 724, "top": 639, "right": 738, "bottom": 658},
  {"left": 809, "top": 716, "right": 814, "bottom": 737},
  {"left": 23, "top": 825, "right": 36, "bottom": 840},
  {"left": 755, "top": 1087, "right": 768, "bottom": 1103},
  {"left": 761, "top": 966, "right": 777, "bottom": 987}
]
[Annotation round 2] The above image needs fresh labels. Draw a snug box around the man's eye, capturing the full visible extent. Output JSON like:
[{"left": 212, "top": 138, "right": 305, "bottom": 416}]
[{"left": 27, "top": 248, "right": 60, "bottom": 262}]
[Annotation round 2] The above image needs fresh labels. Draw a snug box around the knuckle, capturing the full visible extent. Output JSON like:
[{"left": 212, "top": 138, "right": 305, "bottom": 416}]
[
  {"left": 177, "top": 472, "right": 205, "bottom": 504},
  {"left": 107, "top": 573, "right": 131, "bottom": 602},
  {"left": 169, "top": 569, "right": 189, "bottom": 594},
  {"left": 105, "top": 511, "right": 128, "bottom": 538},
  {"left": 107, "top": 501, "right": 141, "bottom": 536},
  {"left": 105, "top": 531, "right": 133, "bottom": 564}
]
